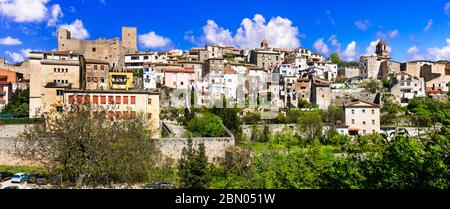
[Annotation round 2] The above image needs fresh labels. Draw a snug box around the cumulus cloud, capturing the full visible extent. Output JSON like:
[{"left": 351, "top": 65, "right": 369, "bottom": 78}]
[
  {"left": 313, "top": 38, "right": 329, "bottom": 54},
  {"left": 4, "top": 48, "right": 32, "bottom": 63},
  {"left": 202, "top": 20, "right": 234, "bottom": 46},
  {"left": 59, "top": 19, "right": 90, "bottom": 40},
  {"left": 0, "top": 0, "right": 62, "bottom": 25},
  {"left": 0, "top": 36, "right": 22, "bottom": 45},
  {"left": 366, "top": 39, "right": 380, "bottom": 55},
  {"left": 354, "top": 19, "right": 371, "bottom": 31},
  {"left": 139, "top": 31, "right": 172, "bottom": 49},
  {"left": 407, "top": 46, "right": 424, "bottom": 60},
  {"left": 427, "top": 38, "right": 450, "bottom": 60},
  {"left": 47, "top": 4, "right": 63, "bottom": 26},
  {"left": 190, "top": 14, "right": 301, "bottom": 49},
  {"left": 341, "top": 41, "right": 358, "bottom": 61},
  {"left": 423, "top": 19, "right": 433, "bottom": 32},
  {"left": 376, "top": 29, "right": 399, "bottom": 40},
  {"left": 406, "top": 39, "right": 450, "bottom": 61}
]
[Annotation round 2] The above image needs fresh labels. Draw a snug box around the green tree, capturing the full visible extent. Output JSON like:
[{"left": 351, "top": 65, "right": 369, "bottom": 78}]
[
  {"left": 297, "top": 110, "right": 324, "bottom": 142},
  {"left": 1, "top": 88, "right": 29, "bottom": 117},
  {"left": 363, "top": 79, "right": 382, "bottom": 94},
  {"left": 178, "top": 138, "right": 211, "bottom": 189},
  {"left": 186, "top": 113, "right": 225, "bottom": 137},
  {"left": 15, "top": 104, "right": 159, "bottom": 188}
]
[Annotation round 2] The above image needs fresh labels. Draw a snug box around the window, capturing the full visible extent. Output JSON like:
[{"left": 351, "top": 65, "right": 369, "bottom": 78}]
[
  {"left": 115, "top": 112, "right": 121, "bottom": 120},
  {"left": 115, "top": 96, "right": 121, "bottom": 104},
  {"left": 372, "top": 130, "right": 376, "bottom": 134},
  {"left": 108, "top": 96, "right": 114, "bottom": 104},
  {"left": 363, "top": 130, "right": 367, "bottom": 135},
  {"left": 372, "top": 120, "right": 375, "bottom": 125},
  {"left": 130, "top": 111, "right": 137, "bottom": 119},
  {"left": 93, "top": 96, "right": 99, "bottom": 104},
  {"left": 147, "top": 113, "right": 152, "bottom": 119},
  {"left": 362, "top": 109, "right": 366, "bottom": 113},
  {"left": 92, "top": 47, "right": 96, "bottom": 52},
  {"left": 77, "top": 96, "right": 83, "bottom": 103},
  {"left": 94, "top": 65, "right": 98, "bottom": 70},
  {"left": 131, "top": 96, "right": 136, "bottom": 104},
  {"left": 351, "top": 109, "right": 355, "bottom": 114},
  {"left": 148, "top": 98, "right": 152, "bottom": 105},
  {"left": 181, "top": 82, "right": 184, "bottom": 85},
  {"left": 363, "top": 121, "right": 366, "bottom": 125},
  {"left": 372, "top": 109, "right": 375, "bottom": 114},
  {"left": 131, "top": 56, "right": 139, "bottom": 60},
  {"left": 352, "top": 119, "right": 355, "bottom": 125},
  {"left": 68, "top": 96, "right": 75, "bottom": 104},
  {"left": 66, "top": 68, "right": 68, "bottom": 73},
  {"left": 54, "top": 68, "right": 56, "bottom": 72},
  {"left": 123, "top": 96, "right": 129, "bottom": 104},
  {"left": 100, "top": 96, "right": 106, "bottom": 104},
  {"left": 56, "top": 90, "right": 63, "bottom": 96},
  {"left": 85, "top": 96, "right": 90, "bottom": 103},
  {"left": 144, "top": 56, "right": 149, "bottom": 60},
  {"left": 101, "top": 65, "right": 105, "bottom": 71}
]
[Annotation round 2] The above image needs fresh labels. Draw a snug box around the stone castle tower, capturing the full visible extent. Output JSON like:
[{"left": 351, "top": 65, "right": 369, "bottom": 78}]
[
  {"left": 122, "top": 27, "right": 137, "bottom": 54},
  {"left": 375, "top": 40, "right": 390, "bottom": 60}
]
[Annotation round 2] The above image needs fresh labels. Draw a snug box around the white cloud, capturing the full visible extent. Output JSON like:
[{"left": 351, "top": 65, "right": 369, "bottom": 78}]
[
  {"left": 202, "top": 20, "right": 234, "bottom": 46},
  {"left": 5, "top": 51, "right": 24, "bottom": 63},
  {"left": 445, "top": 2, "right": 450, "bottom": 16},
  {"left": 366, "top": 39, "right": 380, "bottom": 55},
  {"left": 407, "top": 46, "right": 424, "bottom": 60},
  {"left": 191, "top": 14, "right": 301, "bottom": 49},
  {"left": 0, "top": 36, "right": 22, "bottom": 45},
  {"left": 313, "top": 38, "right": 329, "bottom": 54},
  {"left": 406, "top": 39, "right": 450, "bottom": 61},
  {"left": 423, "top": 19, "right": 433, "bottom": 32},
  {"left": 59, "top": 19, "right": 90, "bottom": 40},
  {"left": 5, "top": 48, "right": 37, "bottom": 63},
  {"left": 354, "top": 19, "right": 371, "bottom": 31},
  {"left": 427, "top": 39, "right": 450, "bottom": 60},
  {"left": 376, "top": 29, "right": 399, "bottom": 40},
  {"left": 341, "top": 41, "right": 358, "bottom": 61},
  {"left": 0, "top": 0, "right": 49, "bottom": 22},
  {"left": 139, "top": 31, "right": 172, "bottom": 49},
  {"left": 47, "top": 4, "right": 63, "bottom": 26},
  {"left": 328, "top": 35, "right": 341, "bottom": 52},
  {"left": 0, "top": 0, "right": 63, "bottom": 25}
]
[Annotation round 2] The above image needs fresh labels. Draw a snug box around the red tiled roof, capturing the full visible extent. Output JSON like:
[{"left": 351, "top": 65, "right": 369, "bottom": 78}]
[
  {"left": 224, "top": 67, "right": 237, "bottom": 74},
  {"left": 344, "top": 100, "right": 380, "bottom": 108},
  {"left": 163, "top": 67, "right": 194, "bottom": 73}
]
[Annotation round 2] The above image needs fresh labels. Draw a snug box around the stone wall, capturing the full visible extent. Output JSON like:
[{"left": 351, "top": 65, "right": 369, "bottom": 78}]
[
  {"left": 0, "top": 124, "right": 28, "bottom": 138},
  {"left": 156, "top": 137, "right": 234, "bottom": 163}
]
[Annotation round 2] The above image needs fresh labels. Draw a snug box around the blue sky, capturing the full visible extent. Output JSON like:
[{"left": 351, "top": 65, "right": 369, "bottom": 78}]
[{"left": 0, "top": 0, "right": 449, "bottom": 63}]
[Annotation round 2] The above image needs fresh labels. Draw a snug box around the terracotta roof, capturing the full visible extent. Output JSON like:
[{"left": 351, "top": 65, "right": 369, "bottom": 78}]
[
  {"left": 426, "top": 88, "right": 444, "bottom": 94},
  {"left": 344, "top": 100, "right": 380, "bottom": 108},
  {"left": 224, "top": 67, "right": 237, "bottom": 74},
  {"left": 163, "top": 67, "right": 194, "bottom": 73}
]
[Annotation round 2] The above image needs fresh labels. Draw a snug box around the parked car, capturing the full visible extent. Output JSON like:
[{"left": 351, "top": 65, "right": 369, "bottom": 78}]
[
  {"left": 0, "top": 171, "right": 13, "bottom": 182},
  {"left": 36, "top": 176, "right": 48, "bottom": 185},
  {"left": 11, "top": 173, "right": 28, "bottom": 183},
  {"left": 144, "top": 181, "right": 175, "bottom": 189},
  {"left": 3, "top": 186, "right": 19, "bottom": 189},
  {"left": 27, "top": 174, "right": 38, "bottom": 184}
]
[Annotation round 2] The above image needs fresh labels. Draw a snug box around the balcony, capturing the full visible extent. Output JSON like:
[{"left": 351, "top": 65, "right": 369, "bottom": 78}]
[{"left": 45, "top": 82, "right": 72, "bottom": 88}]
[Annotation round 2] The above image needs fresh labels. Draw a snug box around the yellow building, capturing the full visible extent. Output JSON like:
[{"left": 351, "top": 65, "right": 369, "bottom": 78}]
[{"left": 108, "top": 71, "right": 133, "bottom": 90}]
